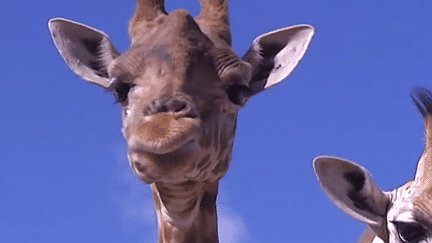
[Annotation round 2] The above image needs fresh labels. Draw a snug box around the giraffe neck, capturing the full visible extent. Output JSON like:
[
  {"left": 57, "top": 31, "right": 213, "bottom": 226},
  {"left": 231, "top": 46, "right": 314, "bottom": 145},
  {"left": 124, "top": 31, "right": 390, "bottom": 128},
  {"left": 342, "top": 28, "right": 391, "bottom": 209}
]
[{"left": 151, "top": 180, "right": 219, "bottom": 243}]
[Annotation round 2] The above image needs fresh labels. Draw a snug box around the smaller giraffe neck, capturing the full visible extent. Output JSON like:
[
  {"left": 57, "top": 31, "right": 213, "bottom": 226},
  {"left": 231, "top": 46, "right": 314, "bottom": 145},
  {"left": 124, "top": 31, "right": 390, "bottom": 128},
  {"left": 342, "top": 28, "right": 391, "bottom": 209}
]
[{"left": 151, "top": 180, "right": 219, "bottom": 243}]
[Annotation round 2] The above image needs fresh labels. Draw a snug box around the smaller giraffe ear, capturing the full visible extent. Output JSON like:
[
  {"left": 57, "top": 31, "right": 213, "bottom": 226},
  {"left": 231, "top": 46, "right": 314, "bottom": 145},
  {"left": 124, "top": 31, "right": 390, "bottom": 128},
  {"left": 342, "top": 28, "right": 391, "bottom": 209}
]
[
  {"left": 313, "top": 156, "right": 390, "bottom": 228},
  {"left": 242, "top": 24, "right": 314, "bottom": 95},
  {"left": 48, "top": 18, "right": 120, "bottom": 89}
]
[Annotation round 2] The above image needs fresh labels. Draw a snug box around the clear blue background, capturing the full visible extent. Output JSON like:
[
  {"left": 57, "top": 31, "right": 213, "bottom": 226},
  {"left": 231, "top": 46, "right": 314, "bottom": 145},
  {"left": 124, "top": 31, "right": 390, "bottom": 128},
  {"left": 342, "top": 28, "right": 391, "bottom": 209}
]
[{"left": 1, "top": 0, "right": 431, "bottom": 242}]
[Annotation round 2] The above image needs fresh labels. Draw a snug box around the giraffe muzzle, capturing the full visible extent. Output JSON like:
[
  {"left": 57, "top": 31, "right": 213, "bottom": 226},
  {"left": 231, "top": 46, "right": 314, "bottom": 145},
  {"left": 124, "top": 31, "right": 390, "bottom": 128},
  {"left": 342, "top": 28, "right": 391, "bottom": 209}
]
[{"left": 143, "top": 96, "right": 198, "bottom": 120}]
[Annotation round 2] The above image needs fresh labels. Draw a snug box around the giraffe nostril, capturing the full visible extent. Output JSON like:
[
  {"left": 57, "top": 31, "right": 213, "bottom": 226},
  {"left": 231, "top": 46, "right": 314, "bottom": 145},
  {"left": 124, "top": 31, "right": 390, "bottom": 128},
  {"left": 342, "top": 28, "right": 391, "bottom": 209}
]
[
  {"left": 168, "top": 99, "right": 198, "bottom": 118},
  {"left": 159, "top": 105, "right": 168, "bottom": 112},
  {"left": 170, "top": 100, "right": 187, "bottom": 112},
  {"left": 150, "top": 100, "right": 162, "bottom": 114}
]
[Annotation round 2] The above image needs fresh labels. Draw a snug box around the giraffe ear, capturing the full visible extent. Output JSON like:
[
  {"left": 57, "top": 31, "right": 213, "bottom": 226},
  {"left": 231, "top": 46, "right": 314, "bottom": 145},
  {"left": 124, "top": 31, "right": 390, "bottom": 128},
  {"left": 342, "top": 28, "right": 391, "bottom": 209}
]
[
  {"left": 313, "top": 156, "right": 390, "bottom": 228},
  {"left": 242, "top": 24, "right": 314, "bottom": 95},
  {"left": 48, "top": 18, "right": 120, "bottom": 89}
]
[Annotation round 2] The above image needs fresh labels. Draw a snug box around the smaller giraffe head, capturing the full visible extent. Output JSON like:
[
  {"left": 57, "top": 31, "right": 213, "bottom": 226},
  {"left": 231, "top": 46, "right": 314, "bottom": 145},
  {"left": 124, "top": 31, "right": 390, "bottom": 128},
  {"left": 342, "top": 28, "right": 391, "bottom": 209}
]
[
  {"left": 314, "top": 87, "right": 432, "bottom": 243},
  {"left": 48, "top": 0, "right": 314, "bottom": 185}
]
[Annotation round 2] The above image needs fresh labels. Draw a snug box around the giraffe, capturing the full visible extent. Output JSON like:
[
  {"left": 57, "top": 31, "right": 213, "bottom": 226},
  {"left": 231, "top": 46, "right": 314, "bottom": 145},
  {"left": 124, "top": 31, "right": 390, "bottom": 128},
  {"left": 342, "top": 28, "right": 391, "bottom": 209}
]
[
  {"left": 48, "top": 0, "right": 314, "bottom": 242},
  {"left": 314, "top": 87, "right": 432, "bottom": 243}
]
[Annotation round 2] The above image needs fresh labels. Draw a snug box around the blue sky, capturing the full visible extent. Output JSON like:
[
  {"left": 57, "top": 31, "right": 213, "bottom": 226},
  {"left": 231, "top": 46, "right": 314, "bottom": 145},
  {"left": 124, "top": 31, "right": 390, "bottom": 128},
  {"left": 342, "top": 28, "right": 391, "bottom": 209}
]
[{"left": 2, "top": 0, "right": 432, "bottom": 242}]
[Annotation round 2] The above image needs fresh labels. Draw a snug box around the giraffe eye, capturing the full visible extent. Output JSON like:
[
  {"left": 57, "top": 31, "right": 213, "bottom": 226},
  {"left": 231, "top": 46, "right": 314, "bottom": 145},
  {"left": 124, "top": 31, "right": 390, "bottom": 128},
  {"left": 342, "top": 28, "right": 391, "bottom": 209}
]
[
  {"left": 113, "top": 81, "right": 134, "bottom": 103},
  {"left": 395, "top": 222, "right": 428, "bottom": 243},
  {"left": 226, "top": 84, "right": 251, "bottom": 106}
]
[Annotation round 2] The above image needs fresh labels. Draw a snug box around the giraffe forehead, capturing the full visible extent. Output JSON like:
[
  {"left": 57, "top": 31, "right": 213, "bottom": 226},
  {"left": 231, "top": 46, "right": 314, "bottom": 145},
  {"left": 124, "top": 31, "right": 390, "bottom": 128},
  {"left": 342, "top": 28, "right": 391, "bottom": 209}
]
[
  {"left": 128, "top": 9, "right": 214, "bottom": 57},
  {"left": 111, "top": 17, "right": 219, "bottom": 85},
  {"left": 113, "top": 44, "right": 186, "bottom": 79},
  {"left": 111, "top": 9, "right": 249, "bottom": 90},
  {"left": 130, "top": 9, "right": 205, "bottom": 44}
]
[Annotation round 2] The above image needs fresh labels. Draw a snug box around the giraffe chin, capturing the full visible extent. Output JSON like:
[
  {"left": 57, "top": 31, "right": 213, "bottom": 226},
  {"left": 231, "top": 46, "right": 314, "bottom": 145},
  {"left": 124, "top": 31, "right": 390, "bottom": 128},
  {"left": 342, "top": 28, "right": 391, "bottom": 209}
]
[
  {"left": 126, "top": 113, "right": 202, "bottom": 155},
  {"left": 128, "top": 139, "right": 203, "bottom": 184}
]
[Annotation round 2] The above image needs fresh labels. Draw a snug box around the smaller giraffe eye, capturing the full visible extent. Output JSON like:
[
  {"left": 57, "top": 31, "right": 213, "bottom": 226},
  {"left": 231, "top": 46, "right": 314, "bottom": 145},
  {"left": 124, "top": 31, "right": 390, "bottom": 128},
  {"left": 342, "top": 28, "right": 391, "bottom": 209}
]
[
  {"left": 395, "top": 222, "right": 429, "bottom": 243},
  {"left": 113, "top": 81, "right": 133, "bottom": 103}
]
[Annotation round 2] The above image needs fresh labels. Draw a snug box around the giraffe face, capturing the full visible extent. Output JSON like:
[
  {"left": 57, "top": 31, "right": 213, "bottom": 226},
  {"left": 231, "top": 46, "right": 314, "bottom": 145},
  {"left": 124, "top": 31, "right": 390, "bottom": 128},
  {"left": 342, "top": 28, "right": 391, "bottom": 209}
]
[
  {"left": 110, "top": 11, "right": 249, "bottom": 184},
  {"left": 386, "top": 197, "right": 432, "bottom": 243},
  {"left": 314, "top": 156, "right": 432, "bottom": 243},
  {"left": 48, "top": 2, "right": 313, "bottom": 185},
  {"left": 314, "top": 88, "right": 432, "bottom": 243}
]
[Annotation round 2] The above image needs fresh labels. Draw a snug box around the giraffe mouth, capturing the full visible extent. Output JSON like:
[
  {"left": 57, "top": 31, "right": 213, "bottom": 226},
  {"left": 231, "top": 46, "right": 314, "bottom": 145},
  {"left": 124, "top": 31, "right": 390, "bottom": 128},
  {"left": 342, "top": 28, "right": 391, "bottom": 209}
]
[{"left": 126, "top": 113, "right": 202, "bottom": 155}]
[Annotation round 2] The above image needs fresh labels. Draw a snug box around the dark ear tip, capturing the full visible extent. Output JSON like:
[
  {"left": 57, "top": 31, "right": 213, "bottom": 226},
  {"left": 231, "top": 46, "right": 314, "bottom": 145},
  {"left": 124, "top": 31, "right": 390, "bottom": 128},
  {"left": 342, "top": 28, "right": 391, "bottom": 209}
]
[
  {"left": 411, "top": 86, "right": 430, "bottom": 98},
  {"left": 411, "top": 86, "right": 432, "bottom": 118}
]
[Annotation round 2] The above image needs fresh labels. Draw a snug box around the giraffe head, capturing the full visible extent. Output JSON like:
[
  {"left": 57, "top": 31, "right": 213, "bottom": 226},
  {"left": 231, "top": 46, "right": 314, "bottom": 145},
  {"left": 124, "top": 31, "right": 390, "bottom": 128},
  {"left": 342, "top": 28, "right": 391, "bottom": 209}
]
[
  {"left": 48, "top": 0, "right": 314, "bottom": 186},
  {"left": 314, "top": 87, "right": 432, "bottom": 243}
]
